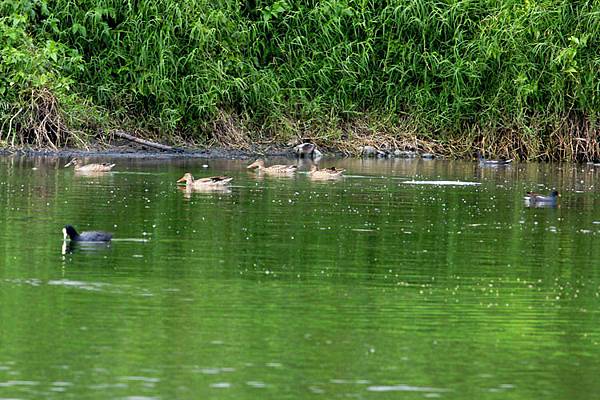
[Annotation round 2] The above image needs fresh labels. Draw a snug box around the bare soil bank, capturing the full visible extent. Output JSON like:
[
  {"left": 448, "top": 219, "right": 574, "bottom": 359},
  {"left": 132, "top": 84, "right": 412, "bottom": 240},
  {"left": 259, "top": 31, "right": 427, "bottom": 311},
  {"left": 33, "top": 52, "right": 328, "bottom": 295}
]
[{"left": 0, "top": 143, "right": 305, "bottom": 160}]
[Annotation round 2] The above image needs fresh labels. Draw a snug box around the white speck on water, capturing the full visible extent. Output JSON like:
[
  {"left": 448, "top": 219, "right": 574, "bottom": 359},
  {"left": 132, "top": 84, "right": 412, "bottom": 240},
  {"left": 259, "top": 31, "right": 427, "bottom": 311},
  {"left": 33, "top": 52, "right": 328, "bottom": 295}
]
[
  {"left": 0, "top": 380, "right": 39, "bottom": 387},
  {"left": 198, "top": 368, "right": 220, "bottom": 375},
  {"left": 309, "top": 386, "right": 325, "bottom": 394},
  {"left": 367, "top": 384, "right": 449, "bottom": 393},
  {"left": 247, "top": 381, "right": 267, "bottom": 388},
  {"left": 120, "top": 376, "right": 160, "bottom": 383},
  {"left": 210, "top": 382, "right": 231, "bottom": 389}
]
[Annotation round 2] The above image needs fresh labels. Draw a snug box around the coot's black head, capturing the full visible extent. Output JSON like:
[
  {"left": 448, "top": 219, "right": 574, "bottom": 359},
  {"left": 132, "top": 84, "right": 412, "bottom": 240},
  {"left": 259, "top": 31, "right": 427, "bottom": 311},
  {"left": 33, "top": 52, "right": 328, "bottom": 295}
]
[{"left": 63, "top": 225, "right": 79, "bottom": 240}]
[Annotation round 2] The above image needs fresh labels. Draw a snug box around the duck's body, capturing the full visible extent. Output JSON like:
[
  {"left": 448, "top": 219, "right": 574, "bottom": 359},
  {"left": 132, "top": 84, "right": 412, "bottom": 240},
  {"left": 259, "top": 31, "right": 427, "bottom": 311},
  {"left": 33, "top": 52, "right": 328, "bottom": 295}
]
[
  {"left": 63, "top": 225, "right": 112, "bottom": 242},
  {"left": 477, "top": 153, "right": 512, "bottom": 166},
  {"left": 309, "top": 165, "right": 345, "bottom": 179},
  {"left": 247, "top": 159, "right": 298, "bottom": 175},
  {"left": 176, "top": 173, "right": 233, "bottom": 188},
  {"left": 524, "top": 190, "right": 560, "bottom": 204},
  {"left": 65, "top": 158, "right": 115, "bottom": 172}
]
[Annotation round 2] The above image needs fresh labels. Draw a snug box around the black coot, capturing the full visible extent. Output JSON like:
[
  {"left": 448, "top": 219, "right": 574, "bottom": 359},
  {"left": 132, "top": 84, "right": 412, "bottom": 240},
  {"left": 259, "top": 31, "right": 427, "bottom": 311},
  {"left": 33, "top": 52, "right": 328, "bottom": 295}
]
[{"left": 63, "top": 225, "right": 112, "bottom": 242}]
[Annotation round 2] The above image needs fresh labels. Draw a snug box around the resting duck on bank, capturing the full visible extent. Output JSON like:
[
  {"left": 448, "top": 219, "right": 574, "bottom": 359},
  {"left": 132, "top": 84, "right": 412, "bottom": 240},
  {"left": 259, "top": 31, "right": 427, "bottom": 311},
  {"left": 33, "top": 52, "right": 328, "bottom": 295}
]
[
  {"left": 247, "top": 159, "right": 298, "bottom": 175},
  {"left": 293, "top": 142, "right": 316, "bottom": 157},
  {"left": 65, "top": 158, "right": 116, "bottom": 172},
  {"left": 176, "top": 173, "right": 233, "bottom": 188},
  {"left": 63, "top": 225, "right": 113, "bottom": 242},
  {"left": 524, "top": 190, "right": 560, "bottom": 204},
  {"left": 477, "top": 152, "right": 513, "bottom": 166},
  {"left": 308, "top": 165, "right": 345, "bottom": 179}
]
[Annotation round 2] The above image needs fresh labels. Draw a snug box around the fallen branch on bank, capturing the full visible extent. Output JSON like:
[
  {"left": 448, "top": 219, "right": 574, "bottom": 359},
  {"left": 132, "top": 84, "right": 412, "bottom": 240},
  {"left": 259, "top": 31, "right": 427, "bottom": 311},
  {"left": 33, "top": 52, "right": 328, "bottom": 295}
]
[{"left": 112, "top": 130, "right": 184, "bottom": 152}]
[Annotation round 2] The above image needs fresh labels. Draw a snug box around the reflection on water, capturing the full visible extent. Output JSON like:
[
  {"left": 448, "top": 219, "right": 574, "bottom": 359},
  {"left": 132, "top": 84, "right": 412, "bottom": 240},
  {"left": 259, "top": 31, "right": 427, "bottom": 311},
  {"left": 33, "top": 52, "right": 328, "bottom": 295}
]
[
  {"left": 524, "top": 199, "right": 559, "bottom": 208},
  {"left": 177, "top": 185, "right": 232, "bottom": 198},
  {"left": 1, "top": 155, "right": 600, "bottom": 400},
  {"left": 62, "top": 241, "right": 112, "bottom": 254},
  {"left": 73, "top": 170, "right": 115, "bottom": 178}
]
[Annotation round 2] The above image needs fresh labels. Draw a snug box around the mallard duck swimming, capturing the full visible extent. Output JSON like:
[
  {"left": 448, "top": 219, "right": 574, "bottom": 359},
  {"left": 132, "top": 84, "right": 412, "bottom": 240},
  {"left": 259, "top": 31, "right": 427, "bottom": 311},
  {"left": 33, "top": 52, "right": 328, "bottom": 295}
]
[
  {"left": 176, "top": 173, "right": 233, "bottom": 188},
  {"left": 524, "top": 190, "right": 560, "bottom": 204},
  {"left": 477, "top": 152, "right": 512, "bottom": 166},
  {"left": 63, "top": 225, "right": 112, "bottom": 242},
  {"left": 308, "top": 165, "right": 345, "bottom": 179},
  {"left": 65, "top": 158, "right": 116, "bottom": 172},
  {"left": 247, "top": 159, "right": 298, "bottom": 175}
]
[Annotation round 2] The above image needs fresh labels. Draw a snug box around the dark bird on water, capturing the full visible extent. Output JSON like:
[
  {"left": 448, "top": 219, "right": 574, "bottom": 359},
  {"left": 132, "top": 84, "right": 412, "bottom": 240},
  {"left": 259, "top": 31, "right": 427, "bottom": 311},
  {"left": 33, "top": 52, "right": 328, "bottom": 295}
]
[
  {"left": 524, "top": 190, "right": 560, "bottom": 204},
  {"left": 477, "top": 152, "right": 513, "bottom": 166},
  {"left": 63, "top": 225, "right": 113, "bottom": 242}
]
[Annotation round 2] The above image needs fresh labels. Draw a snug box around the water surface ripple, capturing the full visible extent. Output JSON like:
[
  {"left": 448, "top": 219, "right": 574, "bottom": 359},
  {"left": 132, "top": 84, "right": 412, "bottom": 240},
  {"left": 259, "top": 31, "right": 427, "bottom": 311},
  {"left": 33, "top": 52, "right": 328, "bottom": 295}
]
[{"left": 1, "top": 156, "right": 599, "bottom": 399}]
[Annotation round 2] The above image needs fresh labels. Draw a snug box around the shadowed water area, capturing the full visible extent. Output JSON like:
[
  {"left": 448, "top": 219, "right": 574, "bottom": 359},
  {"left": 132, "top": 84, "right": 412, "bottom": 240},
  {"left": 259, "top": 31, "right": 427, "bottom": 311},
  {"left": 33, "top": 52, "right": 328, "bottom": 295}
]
[{"left": 1, "top": 155, "right": 600, "bottom": 399}]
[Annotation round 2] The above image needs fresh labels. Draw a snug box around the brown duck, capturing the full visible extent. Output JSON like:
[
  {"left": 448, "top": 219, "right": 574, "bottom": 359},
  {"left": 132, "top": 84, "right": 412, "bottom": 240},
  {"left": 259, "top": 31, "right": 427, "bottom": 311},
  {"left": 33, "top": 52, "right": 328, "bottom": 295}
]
[
  {"left": 176, "top": 173, "right": 233, "bottom": 188},
  {"left": 247, "top": 159, "right": 298, "bottom": 175},
  {"left": 65, "top": 158, "right": 116, "bottom": 172},
  {"left": 308, "top": 165, "right": 345, "bottom": 179}
]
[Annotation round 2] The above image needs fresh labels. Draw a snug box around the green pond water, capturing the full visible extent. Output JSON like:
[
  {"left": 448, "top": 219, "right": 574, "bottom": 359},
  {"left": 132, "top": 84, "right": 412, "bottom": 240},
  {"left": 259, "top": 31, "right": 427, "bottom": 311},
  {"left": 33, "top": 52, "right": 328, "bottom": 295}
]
[{"left": 1, "top": 155, "right": 600, "bottom": 399}]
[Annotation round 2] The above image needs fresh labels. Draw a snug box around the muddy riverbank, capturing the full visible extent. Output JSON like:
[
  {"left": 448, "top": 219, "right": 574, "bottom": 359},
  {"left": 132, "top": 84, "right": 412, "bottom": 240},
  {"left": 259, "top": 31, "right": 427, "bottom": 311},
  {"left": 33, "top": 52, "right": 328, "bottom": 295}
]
[{"left": 0, "top": 144, "right": 296, "bottom": 160}]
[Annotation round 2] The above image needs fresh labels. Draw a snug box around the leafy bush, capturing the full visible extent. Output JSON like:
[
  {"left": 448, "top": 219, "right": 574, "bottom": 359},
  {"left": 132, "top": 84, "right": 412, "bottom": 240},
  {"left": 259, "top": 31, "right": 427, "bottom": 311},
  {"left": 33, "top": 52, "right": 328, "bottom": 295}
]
[
  {"left": 2, "top": 0, "right": 600, "bottom": 157},
  {"left": 0, "top": 0, "right": 95, "bottom": 147}
]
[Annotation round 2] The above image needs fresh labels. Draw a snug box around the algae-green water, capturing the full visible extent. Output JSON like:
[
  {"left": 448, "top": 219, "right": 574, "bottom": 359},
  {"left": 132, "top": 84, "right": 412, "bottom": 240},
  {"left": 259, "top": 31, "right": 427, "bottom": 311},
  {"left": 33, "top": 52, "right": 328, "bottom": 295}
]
[{"left": 1, "top": 156, "right": 600, "bottom": 399}]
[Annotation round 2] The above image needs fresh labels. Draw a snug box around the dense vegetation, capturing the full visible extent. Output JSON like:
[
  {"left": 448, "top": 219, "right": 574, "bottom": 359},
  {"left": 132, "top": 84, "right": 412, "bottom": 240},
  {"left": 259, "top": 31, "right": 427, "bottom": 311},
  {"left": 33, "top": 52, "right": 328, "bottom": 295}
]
[{"left": 1, "top": 0, "right": 599, "bottom": 158}]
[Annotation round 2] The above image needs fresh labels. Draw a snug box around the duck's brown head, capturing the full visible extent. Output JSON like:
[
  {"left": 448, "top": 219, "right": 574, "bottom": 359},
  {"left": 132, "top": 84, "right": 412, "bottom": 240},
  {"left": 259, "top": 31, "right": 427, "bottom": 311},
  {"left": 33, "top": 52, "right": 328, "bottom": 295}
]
[
  {"left": 247, "top": 159, "right": 265, "bottom": 169},
  {"left": 65, "top": 158, "right": 81, "bottom": 168},
  {"left": 176, "top": 173, "right": 194, "bottom": 185}
]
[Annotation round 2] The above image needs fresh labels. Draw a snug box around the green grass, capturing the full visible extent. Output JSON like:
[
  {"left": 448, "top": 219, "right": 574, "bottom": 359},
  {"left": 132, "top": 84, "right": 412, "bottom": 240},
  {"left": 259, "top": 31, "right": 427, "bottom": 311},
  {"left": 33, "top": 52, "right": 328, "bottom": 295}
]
[{"left": 1, "top": 0, "right": 600, "bottom": 158}]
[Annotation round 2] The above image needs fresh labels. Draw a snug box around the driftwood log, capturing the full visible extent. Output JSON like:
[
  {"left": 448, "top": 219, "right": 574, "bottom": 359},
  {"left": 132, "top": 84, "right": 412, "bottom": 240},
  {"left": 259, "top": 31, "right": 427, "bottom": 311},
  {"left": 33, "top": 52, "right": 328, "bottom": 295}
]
[{"left": 112, "top": 130, "right": 183, "bottom": 152}]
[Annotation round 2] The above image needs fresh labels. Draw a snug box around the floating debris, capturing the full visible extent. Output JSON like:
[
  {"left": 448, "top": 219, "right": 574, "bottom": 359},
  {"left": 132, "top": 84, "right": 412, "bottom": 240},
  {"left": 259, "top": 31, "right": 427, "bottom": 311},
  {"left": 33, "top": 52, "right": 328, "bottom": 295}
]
[{"left": 402, "top": 180, "right": 481, "bottom": 186}]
